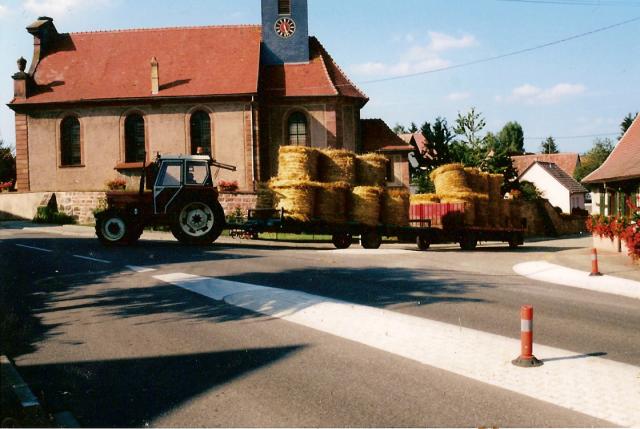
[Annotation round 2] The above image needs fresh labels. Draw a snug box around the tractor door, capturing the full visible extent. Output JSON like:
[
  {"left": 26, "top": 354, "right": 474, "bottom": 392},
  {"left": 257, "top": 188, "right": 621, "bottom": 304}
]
[{"left": 154, "top": 160, "right": 184, "bottom": 214}]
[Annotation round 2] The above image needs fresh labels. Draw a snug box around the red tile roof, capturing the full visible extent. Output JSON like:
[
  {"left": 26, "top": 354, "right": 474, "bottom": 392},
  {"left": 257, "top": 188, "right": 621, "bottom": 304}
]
[
  {"left": 399, "top": 132, "right": 428, "bottom": 154},
  {"left": 511, "top": 153, "right": 581, "bottom": 177},
  {"left": 361, "top": 119, "right": 413, "bottom": 153},
  {"left": 11, "top": 25, "right": 263, "bottom": 105},
  {"left": 260, "top": 37, "right": 368, "bottom": 100},
  {"left": 522, "top": 161, "right": 588, "bottom": 194},
  {"left": 583, "top": 115, "right": 640, "bottom": 183}
]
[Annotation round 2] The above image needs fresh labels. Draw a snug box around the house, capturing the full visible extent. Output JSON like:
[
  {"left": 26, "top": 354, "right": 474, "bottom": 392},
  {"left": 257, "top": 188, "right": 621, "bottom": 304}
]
[
  {"left": 582, "top": 115, "right": 640, "bottom": 218},
  {"left": 7, "top": 0, "right": 376, "bottom": 215},
  {"left": 518, "top": 161, "right": 588, "bottom": 213},
  {"left": 361, "top": 119, "right": 412, "bottom": 188},
  {"left": 511, "top": 153, "right": 581, "bottom": 178}
]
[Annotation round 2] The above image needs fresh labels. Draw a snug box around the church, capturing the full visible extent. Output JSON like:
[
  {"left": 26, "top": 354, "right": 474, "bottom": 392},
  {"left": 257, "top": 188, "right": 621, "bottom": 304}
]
[{"left": 8, "top": 0, "right": 411, "bottom": 217}]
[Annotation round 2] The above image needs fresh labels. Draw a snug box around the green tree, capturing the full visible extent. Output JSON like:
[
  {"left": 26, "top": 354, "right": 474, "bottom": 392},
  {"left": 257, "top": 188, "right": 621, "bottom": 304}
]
[
  {"left": 392, "top": 123, "right": 408, "bottom": 134},
  {"left": 540, "top": 136, "right": 559, "bottom": 154},
  {"left": 574, "top": 138, "right": 615, "bottom": 182},
  {"left": 619, "top": 112, "right": 638, "bottom": 140},
  {"left": 0, "top": 139, "right": 16, "bottom": 186},
  {"left": 497, "top": 121, "right": 525, "bottom": 155},
  {"left": 409, "top": 122, "right": 419, "bottom": 133},
  {"left": 420, "top": 117, "right": 454, "bottom": 168},
  {"left": 453, "top": 107, "right": 487, "bottom": 166}
]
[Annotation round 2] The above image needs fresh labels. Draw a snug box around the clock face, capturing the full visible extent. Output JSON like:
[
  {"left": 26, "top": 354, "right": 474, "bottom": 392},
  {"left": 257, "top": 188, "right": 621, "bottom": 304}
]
[{"left": 274, "top": 17, "right": 296, "bottom": 38}]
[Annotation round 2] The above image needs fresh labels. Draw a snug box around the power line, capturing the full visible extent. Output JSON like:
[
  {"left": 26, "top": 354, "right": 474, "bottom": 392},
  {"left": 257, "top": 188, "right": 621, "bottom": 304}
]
[
  {"left": 498, "top": 0, "right": 640, "bottom": 7},
  {"left": 523, "top": 132, "right": 618, "bottom": 140},
  {"left": 357, "top": 15, "right": 640, "bottom": 85}
]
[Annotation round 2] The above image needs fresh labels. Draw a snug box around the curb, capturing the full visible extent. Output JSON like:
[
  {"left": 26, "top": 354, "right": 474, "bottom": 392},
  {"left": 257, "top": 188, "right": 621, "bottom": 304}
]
[{"left": 1, "top": 355, "right": 46, "bottom": 426}]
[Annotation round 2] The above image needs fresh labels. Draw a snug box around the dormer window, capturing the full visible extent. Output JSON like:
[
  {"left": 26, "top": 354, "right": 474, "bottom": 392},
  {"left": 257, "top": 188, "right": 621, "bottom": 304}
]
[{"left": 278, "top": 0, "right": 291, "bottom": 15}]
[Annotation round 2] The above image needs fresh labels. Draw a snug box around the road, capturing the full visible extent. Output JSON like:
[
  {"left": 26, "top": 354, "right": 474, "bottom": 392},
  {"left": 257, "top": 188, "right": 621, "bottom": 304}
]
[{"left": 1, "top": 225, "right": 638, "bottom": 427}]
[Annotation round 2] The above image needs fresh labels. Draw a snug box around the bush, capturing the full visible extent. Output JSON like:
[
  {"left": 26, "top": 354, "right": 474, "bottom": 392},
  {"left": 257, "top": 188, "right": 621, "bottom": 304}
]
[{"left": 33, "top": 206, "right": 76, "bottom": 225}]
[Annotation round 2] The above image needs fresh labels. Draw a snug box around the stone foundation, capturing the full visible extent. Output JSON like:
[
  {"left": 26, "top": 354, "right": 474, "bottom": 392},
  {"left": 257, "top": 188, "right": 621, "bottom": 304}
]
[
  {"left": 218, "top": 192, "right": 258, "bottom": 217},
  {"left": 54, "top": 192, "right": 107, "bottom": 225}
]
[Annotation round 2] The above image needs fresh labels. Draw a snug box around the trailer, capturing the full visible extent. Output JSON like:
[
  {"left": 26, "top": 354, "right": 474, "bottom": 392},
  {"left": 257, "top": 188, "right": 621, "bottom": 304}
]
[{"left": 227, "top": 202, "right": 526, "bottom": 251}]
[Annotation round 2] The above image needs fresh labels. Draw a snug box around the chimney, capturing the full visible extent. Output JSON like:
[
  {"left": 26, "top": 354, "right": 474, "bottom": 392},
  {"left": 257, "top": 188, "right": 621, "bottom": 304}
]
[
  {"left": 151, "top": 57, "right": 159, "bottom": 95},
  {"left": 12, "top": 57, "right": 29, "bottom": 99},
  {"left": 26, "top": 16, "right": 58, "bottom": 74}
]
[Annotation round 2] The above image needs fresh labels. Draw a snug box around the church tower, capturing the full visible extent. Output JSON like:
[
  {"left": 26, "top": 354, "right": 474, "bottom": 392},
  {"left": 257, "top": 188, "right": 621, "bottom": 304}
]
[{"left": 261, "top": 0, "right": 309, "bottom": 65}]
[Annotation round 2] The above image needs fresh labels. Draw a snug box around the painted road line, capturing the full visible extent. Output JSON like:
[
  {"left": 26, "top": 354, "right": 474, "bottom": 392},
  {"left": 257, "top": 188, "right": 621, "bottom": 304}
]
[
  {"left": 155, "top": 272, "right": 640, "bottom": 427},
  {"left": 320, "top": 249, "right": 416, "bottom": 255},
  {"left": 15, "top": 244, "right": 53, "bottom": 253},
  {"left": 513, "top": 261, "right": 640, "bottom": 300},
  {"left": 126, "top": 265, "right": 157, "bottom": 273},
  {"left": 72, "top": 255, "right": 111, "bottom": 264}
]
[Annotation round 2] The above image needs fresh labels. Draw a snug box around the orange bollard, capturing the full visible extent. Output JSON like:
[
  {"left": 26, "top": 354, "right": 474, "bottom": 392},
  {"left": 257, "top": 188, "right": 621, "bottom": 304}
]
[
  {"left": 512, "top": 305, "right": 543, "bottom": 367},
  {"left": 590, "top": 248, "right": 603, "bottom": 276}
]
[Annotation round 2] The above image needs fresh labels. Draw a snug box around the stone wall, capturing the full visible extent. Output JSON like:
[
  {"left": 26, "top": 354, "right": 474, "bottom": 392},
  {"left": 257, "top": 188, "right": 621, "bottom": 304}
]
[
  {"left": 55, "top": 192, "right": 106, "bottom": 225},
  {"left": 519, "top": 199, "right": 588, "bottom": 237},
  {"left": 218, "top": 192, "right": 258, "bottom": 218}
]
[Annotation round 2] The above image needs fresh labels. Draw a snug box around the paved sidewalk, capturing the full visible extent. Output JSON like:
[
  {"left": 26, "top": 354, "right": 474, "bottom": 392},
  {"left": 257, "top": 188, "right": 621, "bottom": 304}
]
[{"left": 549, "top": 245, "right": 640, "bottom": 282}]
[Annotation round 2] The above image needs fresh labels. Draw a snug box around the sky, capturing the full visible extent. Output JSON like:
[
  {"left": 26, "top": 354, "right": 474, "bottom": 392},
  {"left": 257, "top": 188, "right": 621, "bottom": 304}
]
[{"left": 0, "top": 0, "right": 639, "bottom": 154}]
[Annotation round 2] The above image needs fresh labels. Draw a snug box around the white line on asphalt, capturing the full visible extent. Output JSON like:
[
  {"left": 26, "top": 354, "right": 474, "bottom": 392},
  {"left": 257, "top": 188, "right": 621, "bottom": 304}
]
[
  {"left": 154, "top": 272, "right": 640, "bottom": 427},
  {"left": 15, "top": 244, "right": 53, "bottom": 253},
  {"left": 126, "top": 265, "right": 157, "bottom": 273},
  {"left": 513, "top": 261, "right": 640, "bottom": 300},
  {"left": 72, "top": 255, "right": 111, "bottom": 264}
]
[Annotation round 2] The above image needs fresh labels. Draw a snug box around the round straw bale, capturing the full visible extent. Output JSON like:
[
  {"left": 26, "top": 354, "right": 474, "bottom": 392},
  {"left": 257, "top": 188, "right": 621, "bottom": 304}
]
[
  {"left": 254, "top": 182, "right": 275, "bottom": 219},
  {"left": 350, "top": 186, "right": 383, "bottom": 226},
  {"left": 464, "top": 167, "right": 490, "bottom": 193},
  {"left": 316, "top": 182, "right": 350, "bottom": 224},
  {"left": 382, "top": 188, "right": 410, "bottom": 226},
  {"left": 318, "top": 149, "right": 356, "bottom": 184},
  {"left": 269, "top": 179, "right": 319, "bottom": 222},
  {"left": 488, "top": 174, "right": 504, "bottom": 200},
  {"left": 440, "top": 194, "right": 476, "bottom": 226},
  {"left": 410, "top": 193, "right": 440, "bottom": 204},
  {"left": 277, "top": 146, "right": 318, "bottom": 181},
  {"left": 510, "top": 200, "right": 523, "bottom": 229},
  {"left": 430, "top": 163, "right": 471, "bottom": 195},
  {"left": 356, "top": 153, "right": 387, "bottom": 186}
]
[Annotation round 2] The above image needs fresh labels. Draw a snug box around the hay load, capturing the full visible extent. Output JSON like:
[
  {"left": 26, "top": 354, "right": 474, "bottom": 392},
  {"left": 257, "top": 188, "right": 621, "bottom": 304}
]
[
  {"left": 316, "top": 182, "right": 350, "bottom": 224},
  {"left": 510, "top": 200, "right": 523, "bottom": 229},
  {"left": 487, "top": 199, "right": 501, "bottom": 227},
  {"left": 382, "top": 188, "right": 410, "bottom": 226},
  {"left": 410, "top": 193, "right": 440, "bottom": 204},
  {"left": 277, "top": 146, "right": 318, "bottom": 181},
  {"left": 356, "top": 153, "right": 387, "bottom": 187},
  {"left": 488, "top": 174, "right": 504, "bottom": 200},
  {"left": 498, "top": 199, "right": 512, "bottom": 228},
  {"left": 464, "top": 167, "right": 489, "bottom": 194},
  {"left": 438, "top": 191, "right": 486, "bottom": 226},
  {"left": 474, "top": 197, "right": 489, "bottom": 227},
  {"left": 318, "top": 149, "right": 356, "bottom": 184},
  {"left": 350, "top": 186, "right": 383, "bottom": 226},
  {"left": 269, "top": 179, "right": 319, "bottom": 222},
  {"left": 430, "top": 163, "right": 472, "bottom": 195}
]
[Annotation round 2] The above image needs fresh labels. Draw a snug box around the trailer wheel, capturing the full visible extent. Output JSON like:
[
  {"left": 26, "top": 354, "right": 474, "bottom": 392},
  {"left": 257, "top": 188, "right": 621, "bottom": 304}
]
[
  {"left": 460, "top": 236, "right": 478, "bottom": 251},
  {"left": 508, "top": 234, "right": 523, "bottom": 249},
  {"left": 416, "top": 234, "right": 430, "bottom": 251},
  {"left": 332, "top": 233, "right": 352, "bottom": 249},
  {"left": 360, "top": 231, "right": 382, "bottom": 249},
  {"left": 96, "top": 210, "right": 133, "bottom": 245},
  {"left": 170, "top": 200, "right": 225, "bottom": 245}
]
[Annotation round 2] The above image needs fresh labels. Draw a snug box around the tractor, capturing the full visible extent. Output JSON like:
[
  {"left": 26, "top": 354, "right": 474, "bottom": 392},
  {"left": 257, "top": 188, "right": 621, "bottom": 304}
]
[{"left": 95, "top": 154, "right": 236, "bottom": 245}]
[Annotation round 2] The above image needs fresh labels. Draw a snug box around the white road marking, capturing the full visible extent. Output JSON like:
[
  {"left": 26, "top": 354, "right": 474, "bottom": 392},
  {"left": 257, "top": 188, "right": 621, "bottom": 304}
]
[
  {"left": 320, "top": 249, "right": 415, "bottom": 255},
  {"left": 514, "top": 261, "right": 640, "bottom": 300},
  {"left": 155, "top": 272, "right": 640, "bottom": 427},
  {"left": 15, "top": 244, "right": 53, "bottom": 253},
  {"left": 126, "top": 265, "right": 156, "bottom": 273},
  {"left": 72, "top": 255, "right": 111, "bottom": 264}
]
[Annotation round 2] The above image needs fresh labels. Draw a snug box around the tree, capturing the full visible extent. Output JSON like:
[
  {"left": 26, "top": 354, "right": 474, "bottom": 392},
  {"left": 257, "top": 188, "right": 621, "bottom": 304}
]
[
  {"left": 0, "top": 139, "right": 16, "bottom": 186},
  {"left": 497, "top": 121, "right": 525, "bottom": 155},
  {"left": 392, "top": 123, "right": 408, "bottom": 134},
  {"left": 409, "top": 122, "right": 419, "bottom": 133},
  {"left": 453, "top": 107, "right": 487, "bottom": 166},
  {"left": 420, "top": 117, "right": 454, "bottom": 168},
  {"left": 540, "top": 136, "right": 559, "bottom": 154},
  {"left": 574, "top": 137, "right": 615, "bottom": 182},
  {"left": 619, "top": 112, "right": 638, "bottom": 140}
]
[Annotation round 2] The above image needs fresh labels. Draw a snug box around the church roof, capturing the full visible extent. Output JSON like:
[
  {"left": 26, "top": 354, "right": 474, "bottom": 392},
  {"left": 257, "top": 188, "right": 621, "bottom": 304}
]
[
  {"left": 361, "top": 119, "right": 413, "bottom": 153},
  {"left": 582, "top": 115, "right": 640, "bottom": 184},
  {"left": 511, "top": 153, "right": 581, "bottom": 177},
  {"left": 10, "top": 22, "right": 367, "bottom": 106}
]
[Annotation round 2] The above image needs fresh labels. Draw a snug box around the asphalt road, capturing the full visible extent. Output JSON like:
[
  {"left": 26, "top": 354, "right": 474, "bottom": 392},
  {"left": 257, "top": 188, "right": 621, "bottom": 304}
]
[{"left": 1, "top": 225, "right": 638, "bottom": 427}]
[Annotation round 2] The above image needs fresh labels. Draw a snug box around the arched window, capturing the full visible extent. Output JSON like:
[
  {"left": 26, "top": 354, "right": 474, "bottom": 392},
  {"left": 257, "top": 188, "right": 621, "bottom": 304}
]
[
  {"left": 124, "top": 114, "right": 145, "bottom": 163},
  {"left": 190, "top": 111, "right": 212, "bottom": 155},
  {"left": 60, "top": 116, "right": 81, "bottom": 166},
  {"left": 287, "top": 111, "right": 308, "bottom": 146}
]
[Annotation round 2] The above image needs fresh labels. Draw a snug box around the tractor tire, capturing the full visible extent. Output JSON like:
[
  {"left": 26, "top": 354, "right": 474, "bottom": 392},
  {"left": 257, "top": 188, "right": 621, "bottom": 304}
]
[
  {"left": 360, "top": 230, "right": 382, "bottom": 249},
  {"left": 332, "top": 233, "right": 353, "bottom": 249},
  {"left": 170, "top": 200, "right": 225, "bottom": 245},
  {"left": 96, "top": 210, "right": 135, "bottom": 246}
]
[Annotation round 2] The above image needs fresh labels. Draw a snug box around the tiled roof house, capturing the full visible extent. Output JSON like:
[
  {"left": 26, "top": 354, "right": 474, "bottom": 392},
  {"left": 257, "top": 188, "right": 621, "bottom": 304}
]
[
  {"left": 511, "top": 153, "right": 581, "bottom": 178},
  {"left": 518, "top": 161, "right": 588, "bottom": 214}
]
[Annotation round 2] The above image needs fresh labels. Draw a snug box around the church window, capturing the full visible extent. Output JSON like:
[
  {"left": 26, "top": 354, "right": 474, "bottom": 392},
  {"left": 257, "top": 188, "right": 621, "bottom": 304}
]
[
  {"left": 60, "top": 116, "right": 81, "bottom": 166},
  {"left": 124, "top": 114, "right": 146, "bottom": 163},
  {"left": 190, "top": 111, "right": 212, "bottom": 155},
  {"left": 287, "top": 111, "right": 308, "bottom": 146},
  {"left": 278, "top": 0, "right": 291, "bottom": 15}
]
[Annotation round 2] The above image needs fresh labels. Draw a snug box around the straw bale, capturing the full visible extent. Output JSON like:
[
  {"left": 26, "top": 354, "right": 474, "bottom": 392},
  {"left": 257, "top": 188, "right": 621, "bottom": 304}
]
[
  {"left": 410, "top": 193, "right": 440, "bottom": 204},
  {"left": 488, "top": 174, "right": 504, "bottom": 200},
  {"left": 350, "top": 186, "right": 383, "bottom": 226},
  {"left": 431, "top": 163, "right": 471, "bottom": 195},
  {"left": 487, "top": 199, "right": 501, "bottom": 227},
  {"left": 356, "top": 153, "right": 387, "bottom": 186},
  {"left": 464, "top": 167, "right": 489, "bottom": 193},
  {"left": 381, "top": 188, "right": 410, "bottom": 226},
  {"left": 498, "top": 199, "right": 511, "bottom": 228},
  {"left": 269, "top": 179, "right": 319, "bottom": 222},
  {"left": 440, "top": 195, "right": 475, "bottom": 226},
  {"left": 429, "top": 163, "right": 466, "bottom": 181},
  {"left": 475, "top": 199, "right": 489, "bottom": 227},
  {"left": 510, "top": 200, "right": 523, "bottom": 229},
  {"left": 256, "top": 182, "right": 274, "bottom": 210},
  {"left": 318, "top": 149, "right": 356, "bottom": 184},
  {"left": 316, "top": 182, "right": 350, "bottom": 224},
  {"left": 277, "top": 146, "right": 318, "bottom": 181}
]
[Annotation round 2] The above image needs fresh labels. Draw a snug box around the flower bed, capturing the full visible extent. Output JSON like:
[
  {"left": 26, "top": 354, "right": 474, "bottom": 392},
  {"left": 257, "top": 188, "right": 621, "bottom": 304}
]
[{"left": 587, "top": 213, "right": 639, "bottom": 261}]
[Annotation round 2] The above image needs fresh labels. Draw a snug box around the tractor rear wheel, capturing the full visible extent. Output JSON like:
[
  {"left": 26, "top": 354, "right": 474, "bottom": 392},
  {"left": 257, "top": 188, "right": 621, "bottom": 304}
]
[
  {"left": 96, "top": 210, "right": 134, "bottom": 246},
  {"left": 170, "top": 200, "right": 225, "bottom": 245}
]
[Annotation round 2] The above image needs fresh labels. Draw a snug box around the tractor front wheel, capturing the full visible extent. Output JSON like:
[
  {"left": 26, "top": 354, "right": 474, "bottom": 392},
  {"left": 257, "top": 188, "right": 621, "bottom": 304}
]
[
  {"left": 96, "top": 210, "right": 134, "bottom": 246},
  {"left": 170, "top": 200, "right": 225, "bottom": 245}
]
